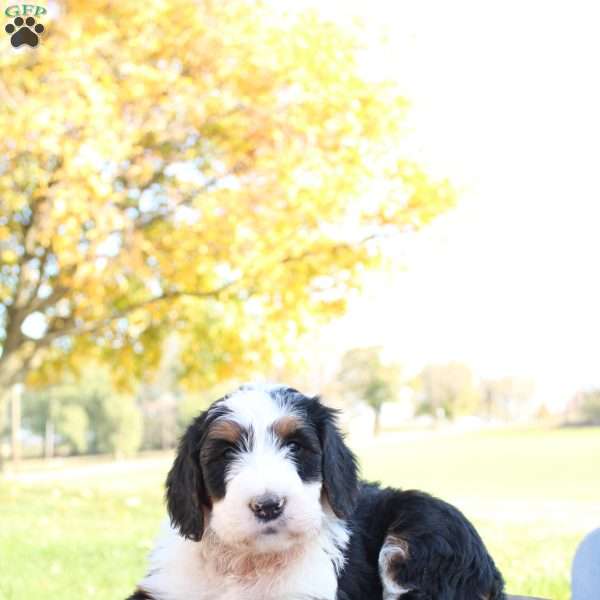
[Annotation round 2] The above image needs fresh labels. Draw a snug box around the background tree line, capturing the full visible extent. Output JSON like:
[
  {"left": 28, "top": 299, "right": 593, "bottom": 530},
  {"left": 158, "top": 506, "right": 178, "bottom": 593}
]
[
  {"left": 336, "top": 347, "right": 600, "bottom": 434},
  {"left": 5, "top": 344, "right": 600, "bottom": 458}
]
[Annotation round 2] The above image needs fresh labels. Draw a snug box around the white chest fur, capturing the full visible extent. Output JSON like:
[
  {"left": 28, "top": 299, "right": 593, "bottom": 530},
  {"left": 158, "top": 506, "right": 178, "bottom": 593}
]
[{"left": 140, "top": 520, "right": 348, "bottom": 600}]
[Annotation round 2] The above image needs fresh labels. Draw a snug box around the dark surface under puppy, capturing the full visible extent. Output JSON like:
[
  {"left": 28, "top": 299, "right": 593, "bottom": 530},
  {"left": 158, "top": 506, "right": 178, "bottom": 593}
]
[{"left": 126, "top": 384, "right": 504, "bottom": 600}]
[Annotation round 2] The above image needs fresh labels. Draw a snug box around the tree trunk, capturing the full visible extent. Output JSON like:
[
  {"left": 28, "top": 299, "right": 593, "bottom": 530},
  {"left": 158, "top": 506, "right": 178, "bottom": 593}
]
[
  {"left": 11, "top": 384, "right": 23, "bottom": 465},
  {"left": 44, "top": 419, "right": 55, "bottom": 459},
  {"left": 160, "top": 410, "right": 168, "bottom": 450},
  {"left": 373, "top": 405, "right": 382, "bottom": 437},
  {"left": 0, "top": 392, "right": 6, "bottom": 472},
  {"left": 0, "top": 354, "right": 29, "bottom": 472}
]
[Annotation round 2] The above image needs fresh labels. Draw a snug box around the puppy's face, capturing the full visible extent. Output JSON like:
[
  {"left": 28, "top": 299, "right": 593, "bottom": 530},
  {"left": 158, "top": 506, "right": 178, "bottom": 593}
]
[{"left": 166, "top": 385, "right": 358, "bottom": 554}]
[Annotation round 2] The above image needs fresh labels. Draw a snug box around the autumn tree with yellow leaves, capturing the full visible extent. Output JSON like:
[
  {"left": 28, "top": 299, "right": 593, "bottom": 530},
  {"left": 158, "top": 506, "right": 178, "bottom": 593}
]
[{"left": 0, "top": 0, "right": 453, "bottom": 399}]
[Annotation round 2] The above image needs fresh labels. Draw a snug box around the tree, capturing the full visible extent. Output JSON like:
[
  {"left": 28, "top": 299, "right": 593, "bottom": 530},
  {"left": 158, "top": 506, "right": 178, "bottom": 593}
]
[
  {"left": 0, "top": 1, "right": 453, "bottom": 402},
  {"left": 55, "top": 403, "right": 88, "bottom": 455},
  {"left": 418, "top": 362, "right": 480, "bottom": 419},
  {"left": 21, "top": 367, "right": 144, "bottom": 457},
  {"left": 481, "top": 376, "right": 535, "bottom": 420},
  {"left": 70, "top": 367, "right": 143, "bottom": 457},
  {"left": 137, "top": 335, "right": 181, "bottom": 450},
  {"left": 338, "top": 347, "right": 401, "bottom": 435},
  {"left": 576, "top": 389, "right": 600, "bottom": 425},
  {"left": 21, "top": 387, "right": 52, "bottom": 455},
  {"left": 92, "top": 394, "right": 143, "bottom": 458},
  {"left": 22, "top": 385, "right": 89, "bottom": 456}
]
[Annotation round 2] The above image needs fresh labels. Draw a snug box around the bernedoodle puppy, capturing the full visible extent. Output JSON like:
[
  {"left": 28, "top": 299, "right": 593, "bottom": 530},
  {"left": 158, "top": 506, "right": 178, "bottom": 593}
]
[{"left": 127, "top": 383, "right": 505, "bottom": 600}]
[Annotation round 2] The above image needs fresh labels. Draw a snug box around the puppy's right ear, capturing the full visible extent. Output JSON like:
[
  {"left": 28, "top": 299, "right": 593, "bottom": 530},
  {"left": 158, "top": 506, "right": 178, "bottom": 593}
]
[
  {"left": 166, "top": 414, "right": 209, "bottom": 541},
  {"left": 314, "top": 399, "right": 359, "bottom": 520}
]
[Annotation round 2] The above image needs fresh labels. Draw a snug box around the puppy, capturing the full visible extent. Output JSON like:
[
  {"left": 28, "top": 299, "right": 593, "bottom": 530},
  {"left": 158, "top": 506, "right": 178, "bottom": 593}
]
[{"left": 127, "top": 383, "right": 505, "bottom": 600}]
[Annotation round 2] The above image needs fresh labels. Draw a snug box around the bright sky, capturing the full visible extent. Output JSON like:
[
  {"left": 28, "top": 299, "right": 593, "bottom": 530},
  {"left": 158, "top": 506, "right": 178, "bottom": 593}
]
[{"left": 302, "top": 0, "right": 600, "bottom": 408}]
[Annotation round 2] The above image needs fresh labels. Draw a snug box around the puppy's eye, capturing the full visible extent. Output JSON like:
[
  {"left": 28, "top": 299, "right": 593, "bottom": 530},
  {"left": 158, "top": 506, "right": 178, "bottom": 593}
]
[
  {"left": 285, "top": 441, "right": 302, "bottom": 453},
  {"left": 222, "top": 447, "right": 237, "bottom": 459}
]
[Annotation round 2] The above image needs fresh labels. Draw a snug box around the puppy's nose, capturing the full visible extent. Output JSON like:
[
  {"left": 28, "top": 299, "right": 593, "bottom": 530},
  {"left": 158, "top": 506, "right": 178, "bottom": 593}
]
[{"left": 249, "top": 494, "right": 286, "bottom": 522}]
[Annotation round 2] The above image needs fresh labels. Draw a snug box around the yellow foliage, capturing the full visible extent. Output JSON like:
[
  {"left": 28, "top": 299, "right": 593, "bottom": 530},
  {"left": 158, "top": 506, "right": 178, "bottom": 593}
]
[{"left": 0, "top": 0, "right": 454, "bottom": 390}]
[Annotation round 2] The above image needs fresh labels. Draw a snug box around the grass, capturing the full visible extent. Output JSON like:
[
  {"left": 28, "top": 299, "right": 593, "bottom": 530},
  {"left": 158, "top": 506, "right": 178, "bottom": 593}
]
[
  {"left": 1, "top": 426, "right": 598, "bottom": 600},
  {"left": 357, "top": 427, "right": 600, "bottom": 599}
]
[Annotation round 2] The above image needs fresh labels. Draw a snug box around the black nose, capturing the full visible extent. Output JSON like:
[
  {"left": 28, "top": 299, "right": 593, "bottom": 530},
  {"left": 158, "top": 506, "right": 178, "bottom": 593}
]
[{"left": 249, "top": 494, "right": 286, "bottom": 522}]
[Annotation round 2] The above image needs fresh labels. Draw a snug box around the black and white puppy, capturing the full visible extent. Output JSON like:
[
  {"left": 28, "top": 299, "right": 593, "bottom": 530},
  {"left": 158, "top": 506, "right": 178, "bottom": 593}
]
[{"left": 128, "top": 384, "right": 505, "bottom": 600}]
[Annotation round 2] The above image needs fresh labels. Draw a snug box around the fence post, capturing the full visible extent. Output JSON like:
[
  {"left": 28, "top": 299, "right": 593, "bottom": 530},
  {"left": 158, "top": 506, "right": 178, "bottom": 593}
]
[{"left": 10, "top": 383, "right": 23, "bottom": 465}]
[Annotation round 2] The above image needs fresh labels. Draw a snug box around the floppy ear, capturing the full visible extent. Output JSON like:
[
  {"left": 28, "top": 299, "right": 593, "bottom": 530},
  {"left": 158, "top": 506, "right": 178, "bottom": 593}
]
[
  {"left": 315, "top": 399, "right": 359, "bottom": 519},
  {"left": 166, "top": 414, "right": 209, "bottom": 541}
]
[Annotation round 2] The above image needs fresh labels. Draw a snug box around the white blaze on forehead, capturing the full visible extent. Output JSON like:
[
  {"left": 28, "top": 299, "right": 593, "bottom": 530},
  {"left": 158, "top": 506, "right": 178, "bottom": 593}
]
[
  {"left": 216, "top": 385, "right": 304, "bottom": 491},
  {"left": 219, "top": 385, "right": 300, "bottom": 435}
]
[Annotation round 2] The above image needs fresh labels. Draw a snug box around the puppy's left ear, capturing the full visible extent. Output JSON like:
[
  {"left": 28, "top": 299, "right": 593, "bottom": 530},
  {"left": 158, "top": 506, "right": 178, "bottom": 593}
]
[
  {"left": 166, "top": 413, "right": 210, "bottom": 541},
  {"left": 314, "top": 398, "right": 359, "bottom": 519}
]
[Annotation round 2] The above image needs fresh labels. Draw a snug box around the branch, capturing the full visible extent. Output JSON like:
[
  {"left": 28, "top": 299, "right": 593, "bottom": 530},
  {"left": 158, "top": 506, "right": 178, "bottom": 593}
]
[
  {"left": 20, "top": 246, "right": 50, "bottom": 309},
  {"left": 279, "top": 233, "right": 380, "bottom": 265},
  {"left": 39, "top": 280, "right": 237, "bottom": 343},
  {"left": 28, "top": 281, "right": 69, "bottom": 314},
  {"left": 130, "top": 166, "right": 244, "bottom": 232},
  {"left": 10, "top": 202, "right": 40, "bottom": 307}
]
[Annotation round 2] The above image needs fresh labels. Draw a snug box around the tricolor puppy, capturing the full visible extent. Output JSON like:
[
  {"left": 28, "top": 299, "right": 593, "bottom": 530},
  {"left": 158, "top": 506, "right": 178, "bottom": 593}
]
[{"left": 127, "top": 384, "right": 505, "bottom": 600}]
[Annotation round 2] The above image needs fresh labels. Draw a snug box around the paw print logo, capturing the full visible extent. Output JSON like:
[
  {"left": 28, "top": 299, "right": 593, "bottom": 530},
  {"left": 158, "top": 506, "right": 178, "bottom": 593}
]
[{"left": 5, "top": 16, "right": 45, "bottom": 48}]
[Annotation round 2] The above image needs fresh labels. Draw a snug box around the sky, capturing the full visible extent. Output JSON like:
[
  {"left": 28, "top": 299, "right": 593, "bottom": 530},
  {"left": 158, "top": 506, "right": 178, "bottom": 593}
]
[{"left": 298, "top": 0, "right": 600, "bottom": 408}]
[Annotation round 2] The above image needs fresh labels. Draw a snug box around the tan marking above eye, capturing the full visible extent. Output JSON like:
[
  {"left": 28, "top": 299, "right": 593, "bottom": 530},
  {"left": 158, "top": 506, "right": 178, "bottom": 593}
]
[
  {"left": 271, "top": 415, "right": 303, "bottom": 439},
  {"left": 207, "top": 420, "right": 243, "bottom": 443}
]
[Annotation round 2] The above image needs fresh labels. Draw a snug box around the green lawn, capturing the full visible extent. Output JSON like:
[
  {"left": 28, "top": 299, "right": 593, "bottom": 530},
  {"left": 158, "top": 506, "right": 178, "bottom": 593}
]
[
  {"left": 357, "top": 427, "right": 600, "bottom": 599},
  {"left": 1, "top": 427, "right": 598, "bottom": 600}
]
